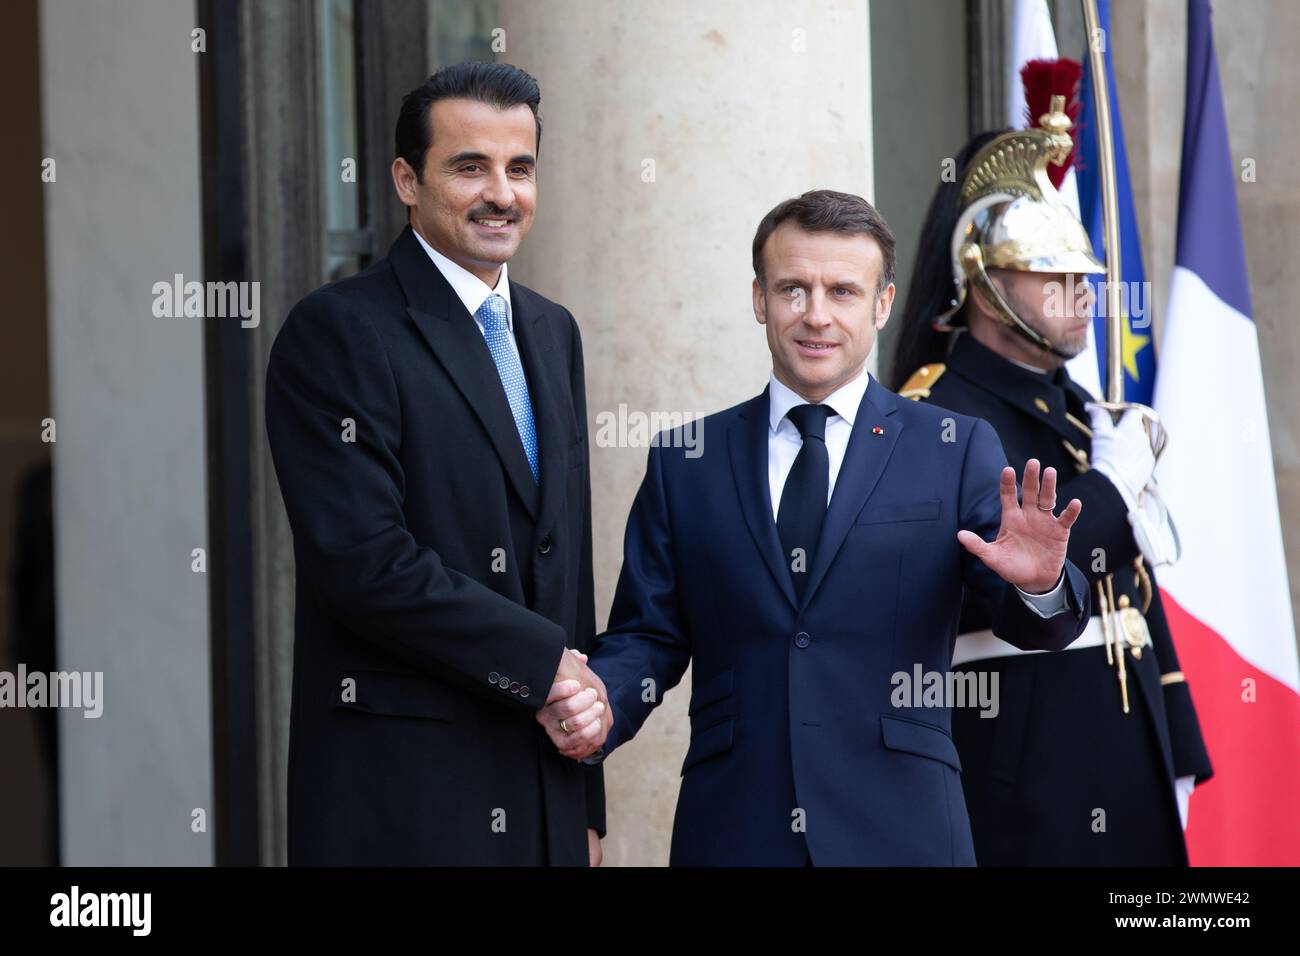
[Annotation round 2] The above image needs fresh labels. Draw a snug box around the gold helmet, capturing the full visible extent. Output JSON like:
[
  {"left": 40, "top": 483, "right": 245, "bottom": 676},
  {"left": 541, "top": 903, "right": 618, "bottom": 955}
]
[{"left": 937, "top": 95, "right": 1105, "bottom": 357}]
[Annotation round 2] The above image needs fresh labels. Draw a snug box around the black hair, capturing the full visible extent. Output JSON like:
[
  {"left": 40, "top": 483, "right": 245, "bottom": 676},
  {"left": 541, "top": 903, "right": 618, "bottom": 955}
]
[
  {"left": 889, "top": 130, "right": 1007, "bottom": 391},
  {"left": 395, "top": 62, "right": 542, "bottom": 182}
]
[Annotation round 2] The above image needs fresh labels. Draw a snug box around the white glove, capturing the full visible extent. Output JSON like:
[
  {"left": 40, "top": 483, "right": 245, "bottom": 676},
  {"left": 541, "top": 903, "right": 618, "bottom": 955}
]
[
  {"left": 1175, "top": 774, "right": 1196, "bottom": 830},
  {"left": 1088, "top": 406, "right": 1156, "bottom": 511},
  {"left": 1089, "top": 405, "right": 1181, "bottom": 566}
]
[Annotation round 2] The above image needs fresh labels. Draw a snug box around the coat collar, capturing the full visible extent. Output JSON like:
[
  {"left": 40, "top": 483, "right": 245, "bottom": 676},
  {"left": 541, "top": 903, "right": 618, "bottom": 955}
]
[{"left": 946, "top": 333, "right": 1091, "bottom": 442}]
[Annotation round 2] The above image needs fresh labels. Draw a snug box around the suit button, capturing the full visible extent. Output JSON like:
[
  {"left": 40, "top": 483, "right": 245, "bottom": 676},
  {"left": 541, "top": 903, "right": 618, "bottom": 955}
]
[
  {"left": 538, "top": 534, "right": 552, "bottom": 555},
  {"left": 498, "top": 676, "right": 510, "bottom": 689},
  {"left": 509, "top": 682, "right": 520, "bottom": 694},
  {"left": 520, "top": 685, "right": 530, "bottom": 698},
  {"left": 489, "top": 671, "right": 500, "bottom": 684},
  {"left": 794, "top": 631, "right": 811, "bottom": 648}
]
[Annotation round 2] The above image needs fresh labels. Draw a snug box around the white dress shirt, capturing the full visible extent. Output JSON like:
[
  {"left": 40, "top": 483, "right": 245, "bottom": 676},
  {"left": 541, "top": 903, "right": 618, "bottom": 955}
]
[
  {"left": 412, "top": 228, "right": 523, "bottom": 365},
  {"left": 768, "top": 368, "right": 868, "bottom": 517},
  {"left": 766, "top": 369, "right": 1068, "bottom": 614}
]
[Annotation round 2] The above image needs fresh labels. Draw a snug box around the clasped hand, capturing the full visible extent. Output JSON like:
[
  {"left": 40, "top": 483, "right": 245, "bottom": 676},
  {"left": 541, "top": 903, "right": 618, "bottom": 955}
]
[{"left": 534, "top": 648, "right": 612, "bottom": 761}]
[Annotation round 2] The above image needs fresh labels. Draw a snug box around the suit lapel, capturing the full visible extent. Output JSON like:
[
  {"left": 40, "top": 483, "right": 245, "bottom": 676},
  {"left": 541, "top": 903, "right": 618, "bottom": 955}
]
[
  {"left": 729, "top": 389, "right": 799, "bottom": 612},
  {"left": 511, "top": 282, "right": 568, "bottom": 533},
  {"left": 389, "top": 226, "right": 540, "bottom": 518},
  {"left": 801, "top": 378, "right": 903, "bottom": 611}
]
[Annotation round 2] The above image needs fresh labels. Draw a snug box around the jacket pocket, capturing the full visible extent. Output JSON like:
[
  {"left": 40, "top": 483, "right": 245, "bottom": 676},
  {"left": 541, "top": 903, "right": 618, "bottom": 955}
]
[
  {"left": 856, "top": 498, "right": 942, "bottom": 525},
  {"left": 680, "top": 719, "right": 734, "bottom": 776},
  {"left": 688, "top": 667, "right": 734, "bottom": 727},
  {"left": 880, "top": 714, "right": 961, "bottom": 771},
  {"left": 333, "top": 669, "right": 457, "bottom": 722}
]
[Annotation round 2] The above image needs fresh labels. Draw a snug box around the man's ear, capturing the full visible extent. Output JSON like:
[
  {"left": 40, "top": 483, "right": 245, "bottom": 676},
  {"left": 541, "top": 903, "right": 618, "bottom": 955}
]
[
  {"left": 875, "top": 282, "right": 896, "bottom": 330},
  {"left": 752, "top": 278, "right": 768, "bottom": 326},
  {"left": 391, "top": 157, "right": 419, "bottom": 208}
]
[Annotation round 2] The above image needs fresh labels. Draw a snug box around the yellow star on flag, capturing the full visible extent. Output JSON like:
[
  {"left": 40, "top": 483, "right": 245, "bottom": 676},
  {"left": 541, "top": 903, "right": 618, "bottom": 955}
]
[{"left": 1120, "top": 315, "right": 1150, "bottom": 382}]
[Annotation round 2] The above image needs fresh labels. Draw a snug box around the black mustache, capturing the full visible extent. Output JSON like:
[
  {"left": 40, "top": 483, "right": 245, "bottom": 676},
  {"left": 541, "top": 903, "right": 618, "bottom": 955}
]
[{"left": 468, "top": 207, "right": 520, "bottom": 222}]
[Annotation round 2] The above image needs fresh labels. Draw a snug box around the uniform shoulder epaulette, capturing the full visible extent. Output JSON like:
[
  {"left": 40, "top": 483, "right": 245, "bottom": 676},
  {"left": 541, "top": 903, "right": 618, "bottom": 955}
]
[{"left": 898, "top": 363, "right": 946, "bottom": 401}]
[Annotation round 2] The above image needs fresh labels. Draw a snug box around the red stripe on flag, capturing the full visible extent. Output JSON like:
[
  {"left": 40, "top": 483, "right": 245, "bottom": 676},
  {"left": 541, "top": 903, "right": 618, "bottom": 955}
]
[{"left": 1161, "top": 587, "right": 1300, "bottom": 865}]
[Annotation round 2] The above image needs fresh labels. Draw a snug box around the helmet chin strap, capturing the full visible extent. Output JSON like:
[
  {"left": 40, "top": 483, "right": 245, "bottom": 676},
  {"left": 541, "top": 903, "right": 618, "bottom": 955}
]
[{"left": 961, "top": 243, "right": 1076, "bottom": 361}]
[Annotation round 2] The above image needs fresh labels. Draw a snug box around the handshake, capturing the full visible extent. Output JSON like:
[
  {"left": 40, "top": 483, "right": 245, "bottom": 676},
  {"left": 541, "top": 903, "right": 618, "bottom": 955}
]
[{"left": 533, "top": 647, "right": 612, "bottom": 761}]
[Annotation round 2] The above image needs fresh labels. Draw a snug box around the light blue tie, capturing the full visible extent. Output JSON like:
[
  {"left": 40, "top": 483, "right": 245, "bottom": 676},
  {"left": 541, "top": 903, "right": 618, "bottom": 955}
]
[{"left": 477, "top": 293, "right": 539, "bottom": 483}]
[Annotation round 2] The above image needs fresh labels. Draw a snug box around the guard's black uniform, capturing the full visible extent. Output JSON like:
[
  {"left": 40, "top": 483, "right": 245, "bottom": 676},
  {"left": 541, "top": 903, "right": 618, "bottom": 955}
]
[{"left": 905, "top": 333, "right": 1213, "bottom": 865}]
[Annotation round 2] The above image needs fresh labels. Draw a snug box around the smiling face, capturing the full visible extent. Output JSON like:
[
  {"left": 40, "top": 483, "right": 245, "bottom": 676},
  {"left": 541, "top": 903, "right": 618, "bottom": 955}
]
[
  {"left": 391, "top": 97, "right": 538, "bottom": 285},
  {"left": 753, "top": 222, "right": 896, "bottom": 404}
]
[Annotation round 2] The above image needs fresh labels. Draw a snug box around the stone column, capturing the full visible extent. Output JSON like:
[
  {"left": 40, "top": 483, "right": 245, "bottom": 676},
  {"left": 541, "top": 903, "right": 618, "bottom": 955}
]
[
  {"left": 495, "top": 0, "right": 875, "bottom": 865},
  {"left": 40, "top": 0, "right": 213, "bottom": 864}
]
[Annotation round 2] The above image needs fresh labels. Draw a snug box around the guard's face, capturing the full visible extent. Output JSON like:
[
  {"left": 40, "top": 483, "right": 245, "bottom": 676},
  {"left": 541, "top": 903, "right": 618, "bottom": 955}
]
[
  {"left": 989, "top": 268, "right": 1095, "bottom": 359},
  {"left": 754, "top": 223, "right": 895, "bottom": 403},
  {"left": 392, "top": 98, "right": 537, "bottom": 284}
]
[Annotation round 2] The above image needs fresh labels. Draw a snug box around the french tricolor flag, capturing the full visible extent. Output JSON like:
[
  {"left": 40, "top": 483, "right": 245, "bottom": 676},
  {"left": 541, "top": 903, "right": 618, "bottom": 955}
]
[{"left": 1153, "top": 0, "right": 1300, "bottom": 865}]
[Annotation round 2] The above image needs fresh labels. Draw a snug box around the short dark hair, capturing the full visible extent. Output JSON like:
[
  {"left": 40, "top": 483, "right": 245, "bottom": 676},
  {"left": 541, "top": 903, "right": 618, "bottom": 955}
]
[
  {"left": 751, "top": 189, "right": 896, "bottom": 294},
  {"left": 395, "top": 62, "right": 542, "bottom": 182}
]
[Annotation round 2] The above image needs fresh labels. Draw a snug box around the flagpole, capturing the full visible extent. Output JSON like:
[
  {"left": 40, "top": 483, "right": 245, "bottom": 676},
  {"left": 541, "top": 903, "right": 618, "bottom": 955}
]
[{"left": 1081, "top": 0, "right": 1125, "bottom": 404}]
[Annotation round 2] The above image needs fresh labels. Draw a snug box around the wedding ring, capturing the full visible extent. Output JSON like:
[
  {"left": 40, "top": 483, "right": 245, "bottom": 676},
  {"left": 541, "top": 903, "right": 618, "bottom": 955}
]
[
  {"left": 560, "top": 719, "right": 571, "bottom": 733},
  {"left": 1036, "top": 499, "right": 1056, "bottom": 512}
]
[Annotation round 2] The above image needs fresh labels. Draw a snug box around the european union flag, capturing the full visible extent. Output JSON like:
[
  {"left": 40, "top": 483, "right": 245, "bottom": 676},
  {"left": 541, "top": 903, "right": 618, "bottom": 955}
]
[{"left": 1076, "top": 0, "right": 1157, "bottom": 404}]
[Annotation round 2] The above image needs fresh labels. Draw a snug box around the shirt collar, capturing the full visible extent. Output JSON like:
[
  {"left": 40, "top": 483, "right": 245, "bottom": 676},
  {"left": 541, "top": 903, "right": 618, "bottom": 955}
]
[
  {"left": 412, "top": 227, "right": 512, "bottom": 330},
  {"left": 1007, "top": 356, "right": 1050, "bottom": 375},
  {"left": 768, "top": 367, "right": 870, "bottom": 433}
]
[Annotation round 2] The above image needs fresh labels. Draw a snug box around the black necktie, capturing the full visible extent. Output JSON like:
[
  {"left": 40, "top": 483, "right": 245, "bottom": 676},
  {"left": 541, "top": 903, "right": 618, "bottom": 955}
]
[{"left": 778, "top": 404, "right": 832, "bottom": 600}]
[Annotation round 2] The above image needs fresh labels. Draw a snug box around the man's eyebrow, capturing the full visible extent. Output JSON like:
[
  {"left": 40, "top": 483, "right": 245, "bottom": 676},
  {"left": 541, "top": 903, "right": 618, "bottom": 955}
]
[
  {"left": 444, "top": 151, "right": 536, "bottom": 167},
  {"left": 769, "top": 276, "right": 868, "bottom": 291}
]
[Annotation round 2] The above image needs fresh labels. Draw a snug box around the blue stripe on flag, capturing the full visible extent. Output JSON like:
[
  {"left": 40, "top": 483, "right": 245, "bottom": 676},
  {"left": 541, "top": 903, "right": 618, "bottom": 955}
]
[{"left": 1177, "top": 0, "right": 1253, "bottom": 320}]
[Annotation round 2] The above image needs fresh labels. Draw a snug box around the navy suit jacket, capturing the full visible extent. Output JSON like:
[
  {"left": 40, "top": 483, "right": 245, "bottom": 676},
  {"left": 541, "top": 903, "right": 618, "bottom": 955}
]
[{"left": 589, "top": 376, "right": 1089, "bottom": 865}]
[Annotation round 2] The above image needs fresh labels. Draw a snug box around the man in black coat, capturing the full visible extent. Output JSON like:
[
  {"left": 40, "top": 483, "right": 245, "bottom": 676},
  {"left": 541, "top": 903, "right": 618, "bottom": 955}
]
[
  {"left": 265, "top": 63, "right": 609, "bottom": 866},
  {"left": 891, "top": 117, "right": 1212, "bottom": 865}
]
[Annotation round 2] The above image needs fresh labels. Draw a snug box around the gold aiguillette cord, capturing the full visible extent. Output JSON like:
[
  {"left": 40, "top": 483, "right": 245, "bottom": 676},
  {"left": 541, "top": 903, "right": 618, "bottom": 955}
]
[
  {"left": 1097, "top": 580, "right": 1114, "bottom": 665},
  {"left": 1104, "top": 575, "right": 1130, "bottom": 714}
]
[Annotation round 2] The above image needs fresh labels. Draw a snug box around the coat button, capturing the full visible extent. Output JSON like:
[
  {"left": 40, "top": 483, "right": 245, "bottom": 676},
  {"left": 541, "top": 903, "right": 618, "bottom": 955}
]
[
  {"left": 509, "top": 681, "right": 520, "bottom": 694},
  {"left": 489, "top": 671, "right": 500, "bottom": 684},
  {"left": 519, "top": 685, "right": 530, "bottom": 699},
  {"left": 538, "top": 534, "right": 552, "bottom": 555},
  {"left": 794, "top": 631, "right": 811, "bottom": 648},
  {"left": 498, "top": 676, "right": 510, "bottom": 689}
]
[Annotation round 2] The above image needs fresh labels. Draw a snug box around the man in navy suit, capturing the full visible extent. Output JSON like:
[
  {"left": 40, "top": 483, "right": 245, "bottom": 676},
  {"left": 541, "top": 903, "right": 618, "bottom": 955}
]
[{"left": 538, "top": 190, "right": 1091, "bottom": 865}]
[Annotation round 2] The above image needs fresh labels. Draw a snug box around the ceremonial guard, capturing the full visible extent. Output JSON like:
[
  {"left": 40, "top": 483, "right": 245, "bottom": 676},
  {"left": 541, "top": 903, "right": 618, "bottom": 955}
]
[{"left": 891, "top": 98, "right": 1212, "bottom": 864}]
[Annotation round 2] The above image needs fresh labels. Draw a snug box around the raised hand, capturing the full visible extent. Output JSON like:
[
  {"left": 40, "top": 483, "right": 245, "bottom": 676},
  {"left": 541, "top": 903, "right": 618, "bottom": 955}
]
[
  {"left": 535, "top": 649, "right": 613, "bottom": 760},
  {"left": 956, "top": 458, "right": 1082, "bottom": 594}
]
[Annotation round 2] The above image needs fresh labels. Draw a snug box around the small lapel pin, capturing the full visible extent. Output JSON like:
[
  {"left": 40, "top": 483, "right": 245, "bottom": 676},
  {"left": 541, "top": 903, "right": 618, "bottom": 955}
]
[{"left": 872, "top": 426, "right": 885, "bottom": 436}]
